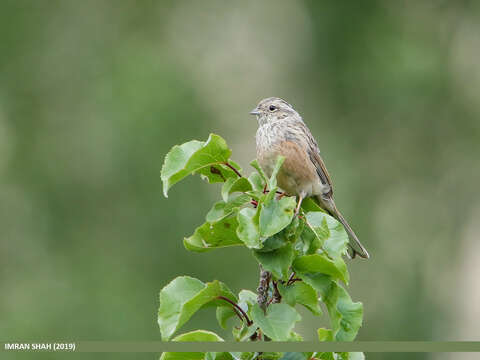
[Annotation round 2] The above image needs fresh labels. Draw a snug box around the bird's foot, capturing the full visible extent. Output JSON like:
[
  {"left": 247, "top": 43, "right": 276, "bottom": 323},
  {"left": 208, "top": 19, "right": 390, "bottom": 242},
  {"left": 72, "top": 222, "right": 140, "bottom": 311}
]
[
  {"left": 294, "top": 203, "right": 302, "bottom": 217},
  {"left": 277, "top": 192, "right": 286, "bottom": 200},
  {"left": 294, "top": 194, "right": 305, "bottom": 216}
]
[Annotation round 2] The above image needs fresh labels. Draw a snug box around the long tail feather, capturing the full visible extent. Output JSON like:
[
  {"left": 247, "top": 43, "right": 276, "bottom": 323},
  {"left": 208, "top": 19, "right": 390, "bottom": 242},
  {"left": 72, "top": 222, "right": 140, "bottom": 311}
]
[{"left": 317, "top": 196, "right": 370, "bottom": 259}]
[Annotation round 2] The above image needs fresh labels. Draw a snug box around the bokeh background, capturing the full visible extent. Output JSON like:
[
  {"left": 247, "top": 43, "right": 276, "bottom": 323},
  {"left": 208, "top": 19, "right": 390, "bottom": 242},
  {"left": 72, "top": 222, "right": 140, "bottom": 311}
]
[{"left": 1, "top": 1, "right": 480, "bottom": 359}]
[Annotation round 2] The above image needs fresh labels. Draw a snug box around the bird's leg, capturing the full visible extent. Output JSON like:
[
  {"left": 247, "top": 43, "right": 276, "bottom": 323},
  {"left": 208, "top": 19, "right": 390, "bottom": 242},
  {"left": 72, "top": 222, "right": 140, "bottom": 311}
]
[
  {"left": 294, "top": 192, "right": 305, "bottom": 216},
  {"left": 277, "top": 192, "right": 286, "bottom": 200}
]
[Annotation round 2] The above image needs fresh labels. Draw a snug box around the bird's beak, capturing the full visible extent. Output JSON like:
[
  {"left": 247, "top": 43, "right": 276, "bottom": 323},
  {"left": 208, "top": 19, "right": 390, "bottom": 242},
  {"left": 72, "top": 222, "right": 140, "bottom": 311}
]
[{"left": 250, "top": 107, "right": 260, "bottom": 116}]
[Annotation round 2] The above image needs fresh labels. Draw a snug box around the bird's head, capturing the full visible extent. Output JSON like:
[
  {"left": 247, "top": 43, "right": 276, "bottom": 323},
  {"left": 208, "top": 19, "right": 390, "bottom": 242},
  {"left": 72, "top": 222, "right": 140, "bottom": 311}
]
[{"left": 250, "top": 97, "right": 300, "bottom": 125}]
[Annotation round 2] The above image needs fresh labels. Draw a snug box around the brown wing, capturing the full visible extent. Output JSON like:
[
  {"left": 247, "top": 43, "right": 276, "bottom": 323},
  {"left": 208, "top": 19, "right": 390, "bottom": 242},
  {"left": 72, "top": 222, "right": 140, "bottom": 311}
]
[
  {"left": 298, "top": 122, "right": 333, "bottom": 196},
  {"left": 309, "top": 151, "right": 333, "bottom": 195},
  {"left": 297, "top": 122, "right": 369, "bottom": 259}
]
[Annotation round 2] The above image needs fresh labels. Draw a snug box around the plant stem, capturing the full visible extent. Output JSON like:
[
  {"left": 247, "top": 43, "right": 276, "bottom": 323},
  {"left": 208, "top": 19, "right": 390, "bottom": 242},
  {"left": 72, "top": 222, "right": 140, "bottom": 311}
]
[
  {"left": 216, "top": 296, "right": 252, "bottom": 326},
  {"left": 286, "top": 271, "right": 302, "bottom": 286},
  {"left": 257, "top": 265, "right": 271, "bottom": 313},
  {"left": 231, "top": 307, "right": 244, "bottom": 323},
  {"left": 288, "top": 278, "right": 302, "bottom": 284},
  {"left": 223, "top": 162, "right": 242, "bottom": 178},
  {"left": 271, "top": 280, "right": 281, "bottom": 304},
  {"left": 287, "top": 271, "right": 296, "bottom": 286}
]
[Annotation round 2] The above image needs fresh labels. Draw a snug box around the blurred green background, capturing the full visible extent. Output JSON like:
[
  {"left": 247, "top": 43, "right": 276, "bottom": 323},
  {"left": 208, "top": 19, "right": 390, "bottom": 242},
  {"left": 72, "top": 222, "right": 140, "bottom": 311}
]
[{"left": 1, "top": 1, "right": 480, "bottom": 359}]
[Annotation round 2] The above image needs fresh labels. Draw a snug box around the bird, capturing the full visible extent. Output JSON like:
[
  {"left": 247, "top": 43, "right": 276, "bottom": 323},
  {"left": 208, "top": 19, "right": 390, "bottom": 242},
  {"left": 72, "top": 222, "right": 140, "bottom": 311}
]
[{"left": 250, "top": 97, "right": 369, "bottom": 259}]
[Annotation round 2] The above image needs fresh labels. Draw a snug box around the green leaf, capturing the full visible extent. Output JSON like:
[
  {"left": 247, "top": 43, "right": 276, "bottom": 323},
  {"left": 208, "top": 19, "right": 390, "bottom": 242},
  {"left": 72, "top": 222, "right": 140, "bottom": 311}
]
[
  {"left": 287, "top": 332, "right": 304, "bottom": 341},
  {"left": 216, "top": 306, "right": 236, "bottom": 330},
  {"left": 160, "top": 353, "right": 204, "bottom": 360},
  {"left": 160, "top": 330, "right": 225, "bottom": 360},
  {"left": 283, "top": 216, "right": 304, "bottom": 243},
  {"left": 161, "top": 139, "right": 203, "bottom": 197},
  {"left": 317, "top": 353, "right": 335, "bottom": 360},
  {"left": 161, "top": 351, "right": 205, "bottom": 360},
  {"left": 161, "top": 134, "right": 237, "bottom": 197},
  {"left": 236, "top": 207, "right": 261, "bottom": 249},
  {"left": 297, "top": 220, "right": 320, "bottom": 255},
  {"left": 317, "top": 328, "right": 334, "bottom": 341},
  {"left": 221, "top": 178, "right": 236, "bottom": 202},
  {"left": 337, "top": 354, "right": 359, "bottom": 360},
  {"left": 278, "top": 282, "right": 322, "bottom": 315},
  {"left": 158, "top": 277, "right": 236, "bottom": 340},
  {"left": 250, "top": 303, "right": 301, "bottom": 341},
  {"left": 184, "top": 216, "right": 243, "bottom": 252},
  {"left": 206, "top": 194, "right": 251, "bottom": 223},
  {"left": 248, "top": 172, "right": 266, "bottom": 192},
  {"left": 326, "top": 284, "right": 363, "bottom": 341},
  {"left": 229, "top": 353, "right": 257, "bottom": 360},
  {"left": 221, "top": 178, "right": 252, "bottom": 202},
  {"left": 173, "top": 330, "right": 224, "bottom": 341},
  {"left": 259, "top": 196, "right": 296, "bottom": 237},
  {"left": 258, "top": 353, "right": 283, "bottom": 360},
  {"left": 293, "top": 254, "right": 349, "bottom": 284},
  {"left": 316, "top": 353, "right": 362, "bottom": 360},
  {"left": 249, "top": 159, "right": 268, "bottom": 183},
  {"left": 197, "top": 163, "right": 241, "bottom": 184},
  {"left": 217, "top": 289, "right": 257, "bottom": 334},
  {"left": 297, "top": 272, "right": 332, "bottom": 295},
  {"left": 237, "top": 289, "right": 258, "bottom": 312},
  {"left": 333, "top": 353, "right": 361, "bottom": 360},
  {"left": 305, "top": 212, "right": 349, "bottom": 258},
  {"left": 301, "top": 197, "right": 327, "bottom": 213},
  {"left": 298, "top": 273, "right": 363, "bottom": 341},
  {"left": 280, "top": 353, "right": 313, "bottom": 360},
  {"left": 245, "top": 190, "right": 264, "bottom": 201},
  {"left": 205, "top": 353, "right": 234, "bottom": 360},
  {"left": 232, "top": 321, "right": 257, "bottom": 342},
  {"left": 349, "top": 353, "right": 365, "bottom": 360},
  {"left": 258, "top": 232, "right": 288, "bottom": 253},
  {"left": 264, "top": 186, "right": 277, "bottom": 204},
  {"left": 267, "top": 155, "right": 285, "bottom": 190},
  {"left": 253, "top": 243, "right": 294, "bottom": 279}
]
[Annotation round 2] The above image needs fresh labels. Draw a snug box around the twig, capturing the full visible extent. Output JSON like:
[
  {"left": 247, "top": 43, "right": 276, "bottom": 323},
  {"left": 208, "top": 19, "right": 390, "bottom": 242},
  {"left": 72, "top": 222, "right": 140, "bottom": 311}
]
[
  {"left": 223, "top": 162, "right": 242, "bottom": 178},
  {"left": 257, "top": 265, "right": 271, "bottom": 313},
  {"left": 272, "top": 281, "right": 281, "bottom": 304},
  {"left": 216, "top": 296, "right": 253, "bottom": 326},
  {"left": 262, "top": 184, "right": 283, "bottom": 195},
  {"left": 231, "top": 307, "right": 244, "bottom": 323},
  {"left": 286, "top": 272, "right": 302, "bottom": 286},
  {"left": 288, "top": 278, "right": 302, "bottom": 284},
  {"left": 287, "top": 272, "right": 296, "bottom": 286}
]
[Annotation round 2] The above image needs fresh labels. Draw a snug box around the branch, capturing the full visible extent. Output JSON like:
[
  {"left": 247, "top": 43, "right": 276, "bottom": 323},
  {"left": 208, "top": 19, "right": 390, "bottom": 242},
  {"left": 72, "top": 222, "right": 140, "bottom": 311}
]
[
  {"left": 288, "top": 278, "right": 302, "bottom": 285},
  {"left": 257, "top": 265, "right": 271, "bottom": 313},
  {"left": 262, "top": 184, "right": 283, "bottom": 195},
  {"left": 216, "top": 296, "right": 252, "bottom": 326},
  {"left": 271, "top": 281, "right": 281, "bottom": 304},
  {"left": 286, "top": 271, "right": 296, "bottom": 286},
  {"left": 223, "top": 162, "right": 242, "bottom": 178}
]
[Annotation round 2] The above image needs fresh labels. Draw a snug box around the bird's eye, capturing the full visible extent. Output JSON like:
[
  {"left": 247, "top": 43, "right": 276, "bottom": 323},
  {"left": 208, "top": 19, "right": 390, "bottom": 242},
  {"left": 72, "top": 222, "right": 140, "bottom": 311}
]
[{"left": 269, "top": 105, "right": 277, "bottom": 111}]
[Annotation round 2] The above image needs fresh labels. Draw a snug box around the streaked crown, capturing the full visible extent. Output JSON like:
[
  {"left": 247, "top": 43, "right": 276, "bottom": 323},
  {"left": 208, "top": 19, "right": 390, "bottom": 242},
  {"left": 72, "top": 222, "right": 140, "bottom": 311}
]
[{"left": 250, "top": 97, "right": 300, "bottom": 125}]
